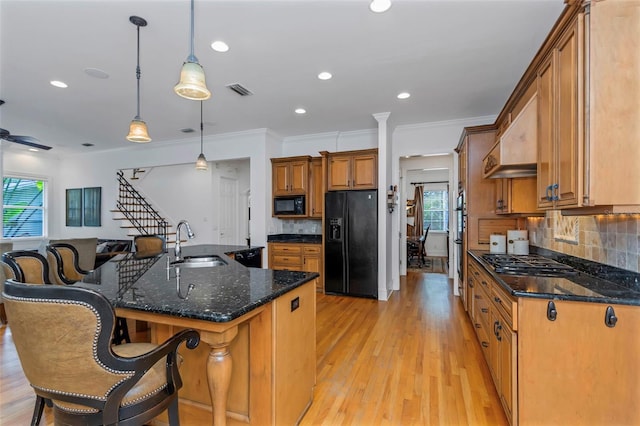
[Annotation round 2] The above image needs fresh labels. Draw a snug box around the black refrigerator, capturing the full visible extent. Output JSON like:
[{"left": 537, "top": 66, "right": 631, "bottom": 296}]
[{"left": 324, "top": 190, "right": 378, "bottom": 299}]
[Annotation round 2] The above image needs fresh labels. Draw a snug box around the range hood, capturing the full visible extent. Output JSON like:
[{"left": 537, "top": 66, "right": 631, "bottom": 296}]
[{"left": 483, "top": 94, "right": 537, "bottom": 179}]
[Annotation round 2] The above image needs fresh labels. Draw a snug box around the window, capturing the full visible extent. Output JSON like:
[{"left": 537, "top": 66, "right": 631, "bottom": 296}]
[
  {"left": 2, "top": 177, "right": 47, "bottom": 239},
  {"left": 423, "top": 189, "right": 448, "bottom": 232}
]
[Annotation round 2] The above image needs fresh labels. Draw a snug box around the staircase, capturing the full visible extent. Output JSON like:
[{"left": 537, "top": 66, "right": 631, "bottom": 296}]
[{"left": 112, "top": 170, "right": 176, "bottom": 246}]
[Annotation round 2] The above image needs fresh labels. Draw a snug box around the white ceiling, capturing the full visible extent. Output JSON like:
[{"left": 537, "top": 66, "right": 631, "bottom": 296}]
[{"left": 0, "top": 0, "right": 565, "bottom": 155}]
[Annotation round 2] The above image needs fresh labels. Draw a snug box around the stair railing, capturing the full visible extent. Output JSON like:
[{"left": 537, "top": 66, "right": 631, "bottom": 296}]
[{"left": 116, "top": 171, "right": 168, "bottom": 240}]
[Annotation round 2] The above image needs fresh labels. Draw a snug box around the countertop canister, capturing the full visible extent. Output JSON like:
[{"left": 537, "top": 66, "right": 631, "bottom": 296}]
[
  {"left": 490, "top": 234, "right": 507, "bottom": 254},
  {"left": 513, "top": 239, "right": 530, "bottom": 255},
  {"left": 507, "top": 230, "right": 528, "bottom": 254}
]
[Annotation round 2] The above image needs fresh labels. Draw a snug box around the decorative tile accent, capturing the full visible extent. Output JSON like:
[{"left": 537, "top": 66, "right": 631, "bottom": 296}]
[{"left": 553, "top": 212, "right": 579, "bottom": 244}]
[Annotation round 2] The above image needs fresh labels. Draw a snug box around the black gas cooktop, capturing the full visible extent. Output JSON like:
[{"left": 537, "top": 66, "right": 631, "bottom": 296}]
[{"left": 481, "top": 253, "right": 577, "bottom": 277}]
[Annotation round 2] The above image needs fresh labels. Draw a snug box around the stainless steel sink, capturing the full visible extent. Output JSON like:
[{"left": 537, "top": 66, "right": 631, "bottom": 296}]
[{"left": 170, "top": 255, "right": 227, "bottom": 268}]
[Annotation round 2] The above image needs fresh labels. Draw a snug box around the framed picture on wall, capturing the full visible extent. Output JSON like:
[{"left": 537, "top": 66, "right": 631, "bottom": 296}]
[
  {"left": 83, "top": 187, "right": 101, "bottom": 227},
  {"left": 65, "top": 188, "right": 82, "bottom": 227}
]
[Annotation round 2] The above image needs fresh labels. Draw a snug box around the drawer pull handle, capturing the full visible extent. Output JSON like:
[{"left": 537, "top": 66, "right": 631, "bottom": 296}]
[
  {"left": 547, "top": 301, "right": 557, "bottom": 321},
  {"left": 481, "top": 341, "right": 489, "bottom": 348},
  {"left": 475, "top": 323, "right": 481, "bottom": 328},
  {"left": 494, "top": 296, "right": 502, "bottom": 304},
  {"left": 481, "top": 308, "right": 488, "bottom": 313}
]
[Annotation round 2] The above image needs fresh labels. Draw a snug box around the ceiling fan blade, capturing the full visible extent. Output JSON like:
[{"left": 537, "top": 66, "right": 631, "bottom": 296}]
[{"left": 3, "top": 134, "right": 52, "bottom": 151}]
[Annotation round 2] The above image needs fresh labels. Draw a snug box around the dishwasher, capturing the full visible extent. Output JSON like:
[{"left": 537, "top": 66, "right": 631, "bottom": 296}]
[{"left": 233, "top": 248, "right": 262, "bottom": 268}]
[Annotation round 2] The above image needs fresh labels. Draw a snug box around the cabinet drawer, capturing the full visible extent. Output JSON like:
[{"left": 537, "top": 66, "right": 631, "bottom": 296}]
[
  {"left": 491, "top": 283, "right": 516, "bottom": 330},
  {"left": 271, "top": 244, "right": 303, "bottom": 256},
  {"left": 272, "top": 255, "right": 302, "bottom": 267},
  {"left": 303, "top": 245, "right": 321, "bottom": 255},
  {"left": 475, "top": 290, "right": 491, "bottom": 331},
  {"left": 476, "top": 320, "right": 491, "bottom": 361}
]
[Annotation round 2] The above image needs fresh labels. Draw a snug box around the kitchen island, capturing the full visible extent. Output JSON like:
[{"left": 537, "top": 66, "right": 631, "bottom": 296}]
[{"left": 76, "top": 244, "right": 318, "bottom": 426}]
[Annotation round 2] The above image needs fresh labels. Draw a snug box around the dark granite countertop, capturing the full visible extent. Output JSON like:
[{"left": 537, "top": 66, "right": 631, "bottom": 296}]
[
  {"left": 469, "top": 248, "right": 640, "bottom": 306},
  {"left": 267, "top": 234, "right": 322, "bottom": 244},
  {"left": 75, "top": 244, "right": 318, "bottom": 322}
]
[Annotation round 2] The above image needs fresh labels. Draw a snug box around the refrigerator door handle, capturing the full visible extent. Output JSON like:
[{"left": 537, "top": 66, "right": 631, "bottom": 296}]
[{"left": 343, "top": 201, "right": 349, "bottom": 292}]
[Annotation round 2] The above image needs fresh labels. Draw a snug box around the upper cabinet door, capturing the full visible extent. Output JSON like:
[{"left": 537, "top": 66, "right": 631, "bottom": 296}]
[
  {"left": 289, "top": 160, "right": 309, "bottom": 194},
  {"left": 327, "top": 155, "right": 352, "bottom": 191},
  {"left": 554, "top": 21, "right": 580, "bottom": 208},
  {"left": 537, "top": 53, "right": 555, "bottom": 209},
  {"left": 351, "top": 154, "right": 377, "bottom": 189},
  {"left": 309, "top": 158, "right": 323, "bottom": 217},
  {"left": 273, "top": 162, "right": 292, "bottom": 196},
  {"left": 536, "top": 19, "right": 581, "bottom": 209}
]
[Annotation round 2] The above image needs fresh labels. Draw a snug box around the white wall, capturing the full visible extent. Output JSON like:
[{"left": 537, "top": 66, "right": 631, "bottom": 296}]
[{"left": 391, "top": 115, "right": 495, "bottom": 293}]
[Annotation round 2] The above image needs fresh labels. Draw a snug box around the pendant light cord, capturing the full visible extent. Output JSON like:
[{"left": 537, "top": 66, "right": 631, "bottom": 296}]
[
  {"left": 135, "top": 23, "right": 142, "bottom": 120},
  {"left": 200, "top": 101, "right": 204, "bottom": 152},
  {"left": 188, "top": 0, "right": 197, "bottom": 63}
]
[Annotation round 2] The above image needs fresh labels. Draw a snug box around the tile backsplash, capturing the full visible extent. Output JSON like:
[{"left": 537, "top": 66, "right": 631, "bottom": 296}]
[
  {"left": 279, "top": 219, "right": 322, "bottom": 235},
  {"left": 527, "top": 211, "right": 640, "bottom": 273}
]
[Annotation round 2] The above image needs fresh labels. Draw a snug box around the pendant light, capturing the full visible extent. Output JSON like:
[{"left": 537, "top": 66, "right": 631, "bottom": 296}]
[
  {"left": 174, "top": 0, "right": 211, "bottom": 100},
  {"left": 195, "top": 101, "right": 208, "bottom": 171},
  {"left": 127, "top": 16, "right": 151, "bottom": 143}
]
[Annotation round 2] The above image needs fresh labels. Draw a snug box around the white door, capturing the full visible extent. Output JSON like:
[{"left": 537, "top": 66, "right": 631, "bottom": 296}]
[{"left": 219, "top": 176, "right": 238, "bottom": 244}]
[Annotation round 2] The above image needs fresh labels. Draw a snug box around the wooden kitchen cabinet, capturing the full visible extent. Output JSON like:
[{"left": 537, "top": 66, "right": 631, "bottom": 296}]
[
  {"left": 302, "top": 245, "right": 323, "bottom": 292},
  {"left": 309, "top": 157, "right": 323, "bottom": 218},
  {"left": 495, "top": 177, "right": 541, "bottom": 215},
  {"left": 518, "top": 298, "right": 640, "bottom": 425},
  {"left": 468, "top": 256, "right": 517, "bottom": 426},
  {"left": 536, "top": 19, "right": 581, "bottom": 209},
  {"left": 325, "top": 149, "right": 377, "bottom": 191},
  {"left": 535, "top": 3, "right": 640, "bottom": 213},
  {"left": 269, "top": 242, "right": 323, "bottom": 292},
  {"left": 272, "top": 156, "right": 310, "bottom": 197},
  {"left": 457, "top": 141, "right": 467, "bottom": 195}
]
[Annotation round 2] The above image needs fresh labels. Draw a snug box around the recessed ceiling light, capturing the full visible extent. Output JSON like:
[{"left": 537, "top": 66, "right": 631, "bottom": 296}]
[
  {"left": 181, "top": 128, "right": 195, "bottom": 133},
  {"left": 50, "top": 80, "right": 68, "bottom": 88},
  {"left": 318, "top": 72, "right": 332, "bottom": 80},
  {"left": 397, "top": 92, "right": 411, "bottom": 99},
  {"left": 211, "top": 41, "right": 229, "bottom": 52},
  {"left": 84, "top": 68, "right": 110, "bottom": 79},
  {"left": 28, "top": 148, "right": 39, "bottom": 152},
  {"left": 295, "top": 108, "right": 306, "bottom": 114},
  {"left": 82, "top": 143, "right": 94, "bottom": 147},
  {"left": 370, "top": 0, "right": 391, "bottom": 13}
]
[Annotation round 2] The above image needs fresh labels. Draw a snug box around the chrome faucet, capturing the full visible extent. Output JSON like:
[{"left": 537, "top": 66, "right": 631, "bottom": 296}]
[{"left": 174, "top": 220, "right": 195, "bottom": 261}]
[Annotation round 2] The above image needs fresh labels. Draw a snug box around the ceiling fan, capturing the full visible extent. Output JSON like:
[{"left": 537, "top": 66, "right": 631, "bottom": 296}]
[{"left": 0, "top": 100, "right": 52, "bottom": 150}]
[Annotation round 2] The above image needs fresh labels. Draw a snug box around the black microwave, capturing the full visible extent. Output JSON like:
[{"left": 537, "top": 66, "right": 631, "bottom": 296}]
[{"left": 274, "top": 195, "right": 306, "bottom": 216}]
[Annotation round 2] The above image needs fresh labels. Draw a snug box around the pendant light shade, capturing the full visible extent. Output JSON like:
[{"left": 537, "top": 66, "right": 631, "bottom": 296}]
[
  {"left": 195, "top": 152, "right": 208, "bottom": 171},
  {"left": 175, "top": 0, "right": 211, "bottom": 100},
  {"left": 127, "top": 16, "right": 151, "bottom": 143},
  {"left": 196, "top": 101, "right": 208, "bottom": 171},
  {"left": 127, "top": 119, "right": 151, "bottom": 143}
]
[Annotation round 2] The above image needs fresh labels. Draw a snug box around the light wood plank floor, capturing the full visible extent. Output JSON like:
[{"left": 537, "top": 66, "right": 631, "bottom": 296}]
[{"left": 0, "top": 271, "right": 507, "bottom": 425}]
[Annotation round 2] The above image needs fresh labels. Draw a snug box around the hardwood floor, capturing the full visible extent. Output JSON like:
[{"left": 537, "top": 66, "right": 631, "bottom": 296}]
[
  {"left": 299, "top": 272, "right": 507, "bottom": 425},
  {"left": 0, "top": 271, "right": 506, "bottom": 425}
]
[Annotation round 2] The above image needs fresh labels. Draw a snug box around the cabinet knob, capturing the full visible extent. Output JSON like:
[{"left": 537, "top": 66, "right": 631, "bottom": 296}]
[{"left": 604, "top": 306, "right": 618, "bottom": 328}]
